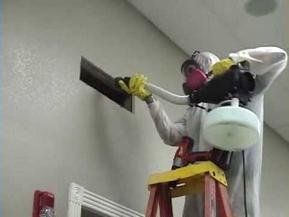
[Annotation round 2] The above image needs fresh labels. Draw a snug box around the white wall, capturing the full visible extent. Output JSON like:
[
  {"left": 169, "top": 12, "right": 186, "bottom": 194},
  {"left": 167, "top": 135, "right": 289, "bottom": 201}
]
[
  {"left": 2, "top": 0, "right": 187, "bottom": 216},
  {"left": 261, "top": 125, "right": 289, "bottom": 217},
  {"left": 3, "top": 1, "right": 289, "bottom": 217}
]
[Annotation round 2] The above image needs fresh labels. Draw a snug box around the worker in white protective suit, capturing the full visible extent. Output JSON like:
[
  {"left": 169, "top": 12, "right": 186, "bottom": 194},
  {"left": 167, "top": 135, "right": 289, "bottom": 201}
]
[{"left": 118, "top": 47, "right": 288, "bottom": 217}]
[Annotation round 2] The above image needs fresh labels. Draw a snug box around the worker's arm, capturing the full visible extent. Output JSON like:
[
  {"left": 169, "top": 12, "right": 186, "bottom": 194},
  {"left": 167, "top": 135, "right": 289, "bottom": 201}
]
[
  {"left": 118, "top": 74, "right": 186, "bottom": 146},
  {"left": 146, "top": 97, "right": 186, "bottom": 146},
  {"left": 229, "top": 47, "right": 288, "bottom": 94}
]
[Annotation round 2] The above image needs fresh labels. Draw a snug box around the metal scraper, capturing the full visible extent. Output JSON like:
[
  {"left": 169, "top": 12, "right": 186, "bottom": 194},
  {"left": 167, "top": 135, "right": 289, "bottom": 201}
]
[{"left": 80, "top": 57, "right": 134, "bottom": 113}]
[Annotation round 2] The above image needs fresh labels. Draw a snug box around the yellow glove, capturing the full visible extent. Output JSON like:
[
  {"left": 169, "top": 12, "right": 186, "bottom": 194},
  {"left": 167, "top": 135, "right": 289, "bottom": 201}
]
[
  {"left": 211, "top": 58, "right": 235, "bottom": 76},
  {"left": 118, "top": 74, "right": 151, "bottom": 100}
]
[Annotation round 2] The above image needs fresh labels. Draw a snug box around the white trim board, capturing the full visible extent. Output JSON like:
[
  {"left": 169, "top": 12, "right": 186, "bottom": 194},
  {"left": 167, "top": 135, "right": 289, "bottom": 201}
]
[{"left": 67, "top": 183, "right": 144, "bottom": 217}]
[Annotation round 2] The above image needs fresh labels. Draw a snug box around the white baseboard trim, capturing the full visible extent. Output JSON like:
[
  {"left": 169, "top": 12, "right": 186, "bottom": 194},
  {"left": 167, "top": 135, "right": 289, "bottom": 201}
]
[{"left": 67, "top": 183, "right": 144, "bottom": 217}]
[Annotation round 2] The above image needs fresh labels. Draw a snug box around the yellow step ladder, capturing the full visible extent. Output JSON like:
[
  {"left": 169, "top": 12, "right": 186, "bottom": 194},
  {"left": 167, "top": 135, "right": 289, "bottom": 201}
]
[{"left": 145, "top": 161, "right": 234, "bottom": 217}]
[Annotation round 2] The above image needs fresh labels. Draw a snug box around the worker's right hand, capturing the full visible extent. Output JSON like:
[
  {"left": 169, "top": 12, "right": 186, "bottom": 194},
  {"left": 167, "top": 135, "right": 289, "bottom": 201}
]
[{"left": 117, "top": 74, "right": 152, "bottom": 100}]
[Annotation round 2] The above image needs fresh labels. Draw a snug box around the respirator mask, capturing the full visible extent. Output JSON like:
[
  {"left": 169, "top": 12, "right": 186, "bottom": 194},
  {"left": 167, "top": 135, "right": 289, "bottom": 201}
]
[{"left": 181, "top": 52, "right": 208, "bottom": 95}]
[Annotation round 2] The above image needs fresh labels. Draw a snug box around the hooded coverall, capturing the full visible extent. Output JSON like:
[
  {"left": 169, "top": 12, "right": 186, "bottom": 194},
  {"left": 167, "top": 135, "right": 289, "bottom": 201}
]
[{"left": 147, "top": 47, "right": 288, "bottom": 217}]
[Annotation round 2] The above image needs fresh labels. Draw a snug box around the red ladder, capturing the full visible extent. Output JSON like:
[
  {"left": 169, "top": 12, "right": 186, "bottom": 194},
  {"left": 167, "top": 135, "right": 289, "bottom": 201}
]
[{"left": 145, "top": 161, "right": 234, "bottom": 217}]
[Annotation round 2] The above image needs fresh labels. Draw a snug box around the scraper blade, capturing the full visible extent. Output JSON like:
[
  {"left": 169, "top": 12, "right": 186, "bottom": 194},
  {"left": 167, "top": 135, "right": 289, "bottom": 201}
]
[{"left": 80, "top": 57, "right": 134, "bottom": 113}]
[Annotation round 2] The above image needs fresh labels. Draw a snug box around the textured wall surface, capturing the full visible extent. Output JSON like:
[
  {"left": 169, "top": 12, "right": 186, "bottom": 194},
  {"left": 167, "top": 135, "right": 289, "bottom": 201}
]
[{"left": 2, "top": 0, "right": 187, "bottom": 216}]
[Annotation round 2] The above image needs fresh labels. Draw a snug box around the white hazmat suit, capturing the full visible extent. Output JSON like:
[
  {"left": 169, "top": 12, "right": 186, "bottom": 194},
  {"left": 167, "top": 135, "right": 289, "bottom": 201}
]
[{"left": 146, "top": 47, "right": 287, "bottom": 217}]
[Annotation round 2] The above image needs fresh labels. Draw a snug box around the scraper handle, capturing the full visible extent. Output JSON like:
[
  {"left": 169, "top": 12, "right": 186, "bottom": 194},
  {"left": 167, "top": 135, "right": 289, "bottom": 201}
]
[{"left": 115, "top": 77, "right": 131, "bottom": 87}]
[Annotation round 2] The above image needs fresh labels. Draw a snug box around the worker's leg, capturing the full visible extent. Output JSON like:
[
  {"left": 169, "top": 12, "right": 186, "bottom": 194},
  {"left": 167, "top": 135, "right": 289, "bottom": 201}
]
[
  {"left": 226, "top": 142, "right": 262, "bottom": 217},
  {"left": 183, "top": 195, "right": 203, "bottom": 217}
]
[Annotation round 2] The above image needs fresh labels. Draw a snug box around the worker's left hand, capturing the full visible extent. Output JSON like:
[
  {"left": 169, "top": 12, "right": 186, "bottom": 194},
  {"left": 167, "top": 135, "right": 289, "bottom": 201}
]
[
  {"left": 118, "top": 74, "right": 152, "bottom": 100},
  {"left": 211, "top": 58, "right": 235, "bottom": 76}
]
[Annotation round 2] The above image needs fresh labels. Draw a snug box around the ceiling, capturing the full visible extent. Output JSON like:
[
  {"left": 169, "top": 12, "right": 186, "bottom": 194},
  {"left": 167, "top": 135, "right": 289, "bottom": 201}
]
[{"left": 127, "top": 0, "right": 289, "bottom": 142}]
